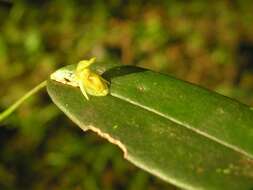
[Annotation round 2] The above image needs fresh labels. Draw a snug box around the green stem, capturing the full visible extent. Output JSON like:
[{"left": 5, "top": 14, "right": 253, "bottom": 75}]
[{"left": 0, "top": 81, "right": 47, "bottom": 123}]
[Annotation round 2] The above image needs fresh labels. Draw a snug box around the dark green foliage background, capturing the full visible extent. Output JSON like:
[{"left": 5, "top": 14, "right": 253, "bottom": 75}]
[{"left": 0, "top": 1, "right": 253, "bottom": 189}]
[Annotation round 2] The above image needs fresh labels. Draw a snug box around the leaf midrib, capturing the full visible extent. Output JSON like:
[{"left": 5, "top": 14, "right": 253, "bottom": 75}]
[{"left": 111, "top": 92, "right": 253, "bottom": 159}]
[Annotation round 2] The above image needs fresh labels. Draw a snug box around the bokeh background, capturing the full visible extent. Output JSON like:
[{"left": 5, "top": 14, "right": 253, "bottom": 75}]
[{"left": 1, "top": 1, "right": 253, "bottom": 189}]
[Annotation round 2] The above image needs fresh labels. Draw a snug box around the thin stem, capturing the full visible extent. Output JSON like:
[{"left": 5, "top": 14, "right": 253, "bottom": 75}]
[{"left": 0, "top": 81, "right": 47, "bottom": 123}]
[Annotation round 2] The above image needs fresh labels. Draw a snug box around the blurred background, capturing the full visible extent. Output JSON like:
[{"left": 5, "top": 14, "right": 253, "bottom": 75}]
[{"left": 0, "top": 0, "right": 253, "bottom": 189}]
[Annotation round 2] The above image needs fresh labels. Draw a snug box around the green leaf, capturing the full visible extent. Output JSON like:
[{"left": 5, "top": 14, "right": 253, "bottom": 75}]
[{"left": 47, "top": 63, "right": 253, "bottom": 190}]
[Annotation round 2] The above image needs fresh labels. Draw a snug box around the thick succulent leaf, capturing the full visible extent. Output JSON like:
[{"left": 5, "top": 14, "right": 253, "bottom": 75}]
[{"left": 47, "top": 63, "right": 253, "bottom": 190}]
